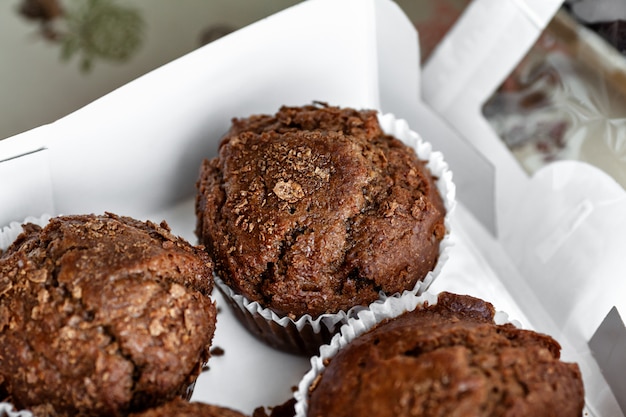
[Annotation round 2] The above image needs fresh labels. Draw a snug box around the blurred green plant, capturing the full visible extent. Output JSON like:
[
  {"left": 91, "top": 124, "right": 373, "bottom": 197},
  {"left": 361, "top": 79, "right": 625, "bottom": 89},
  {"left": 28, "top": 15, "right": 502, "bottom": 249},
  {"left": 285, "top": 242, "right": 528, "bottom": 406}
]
[
  {"left": 61, "top": 0, "right": 144, "bottom": 72},
  {"left": 19, "top": 0, "right": 145, "bottom": 73}
]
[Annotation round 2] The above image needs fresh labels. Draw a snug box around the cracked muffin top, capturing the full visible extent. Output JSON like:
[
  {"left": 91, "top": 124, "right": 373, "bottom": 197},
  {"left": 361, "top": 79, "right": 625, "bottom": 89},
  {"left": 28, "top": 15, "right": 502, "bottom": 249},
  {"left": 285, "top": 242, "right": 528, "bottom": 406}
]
[
  {"left": 0, "top": 213, "right": 217, "bottom": 417},
  {"left": 196, "top": 103, "right": 446, "bottom": 319},
  {"left": 306, "top": 292, "right": 585, "bottom": 417}
]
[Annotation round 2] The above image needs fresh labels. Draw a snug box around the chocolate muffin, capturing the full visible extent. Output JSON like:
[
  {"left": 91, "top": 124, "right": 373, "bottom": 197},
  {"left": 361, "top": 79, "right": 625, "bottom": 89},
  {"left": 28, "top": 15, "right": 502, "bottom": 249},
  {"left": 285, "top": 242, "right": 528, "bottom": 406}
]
[
  {"left": 196, "top": 103, "right": 447, "bottom": 321},
  {"left": 304, "top": 292, "right": 585, "bottom": 417},
  {"left": 0, "top": 213, "right": 217, "bottom": 417},
  {"left": 130, "top": 398, "right": 247, "bottom": 417}
]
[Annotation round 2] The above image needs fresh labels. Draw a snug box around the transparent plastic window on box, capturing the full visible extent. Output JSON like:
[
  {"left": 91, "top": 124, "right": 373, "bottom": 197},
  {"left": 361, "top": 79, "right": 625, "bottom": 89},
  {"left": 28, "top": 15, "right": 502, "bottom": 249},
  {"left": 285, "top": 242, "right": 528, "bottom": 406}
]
[{"left": 482, "top": 5, "right": 626, "bottom": 190}]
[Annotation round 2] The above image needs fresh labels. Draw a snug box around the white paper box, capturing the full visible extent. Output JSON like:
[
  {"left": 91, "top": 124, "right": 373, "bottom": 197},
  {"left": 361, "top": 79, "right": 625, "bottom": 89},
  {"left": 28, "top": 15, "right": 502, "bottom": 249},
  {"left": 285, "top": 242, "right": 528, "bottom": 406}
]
[{"left": 0, "top": 0, "right": 622, "bottom": 415}]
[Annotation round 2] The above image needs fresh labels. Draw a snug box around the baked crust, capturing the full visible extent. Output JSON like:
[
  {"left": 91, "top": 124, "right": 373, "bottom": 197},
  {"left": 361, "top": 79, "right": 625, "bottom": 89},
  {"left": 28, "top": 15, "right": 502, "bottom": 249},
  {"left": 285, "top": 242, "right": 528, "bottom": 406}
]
[
  {"left": 196, "top": 104, "right": 446, "bottom": 318},
  {"left": 307, "top": 292, "right": 585, "bottom": 417},
  {"left": 0, "top": 213, "right": 217, "bottom": 417}
]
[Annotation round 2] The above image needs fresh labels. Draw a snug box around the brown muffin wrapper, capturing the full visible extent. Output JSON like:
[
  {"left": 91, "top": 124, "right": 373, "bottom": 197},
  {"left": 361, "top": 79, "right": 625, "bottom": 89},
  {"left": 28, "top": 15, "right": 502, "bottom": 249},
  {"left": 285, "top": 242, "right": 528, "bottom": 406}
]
[
  {"left": 214, "top": 112, "right": 456, "bottom": 356},
  {"left": 215, "top": 275, "right": 352, "bottom": 356}
]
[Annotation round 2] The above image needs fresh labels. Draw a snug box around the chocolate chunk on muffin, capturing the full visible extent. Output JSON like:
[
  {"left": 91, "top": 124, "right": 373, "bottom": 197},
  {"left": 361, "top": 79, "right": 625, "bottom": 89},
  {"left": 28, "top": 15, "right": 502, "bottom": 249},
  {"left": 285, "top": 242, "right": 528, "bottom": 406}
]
[
  {"left": 304, "top": 292, "right": 585, "bottom": 417},
  {"left": 196, "top": 103, "right": 447, "bottom": 321},
  {"left": 0, "top": 213, "right": 217, "bottom": 417},
  {"left": 130, "top": 398, "right": 247, "bottom": 417}
]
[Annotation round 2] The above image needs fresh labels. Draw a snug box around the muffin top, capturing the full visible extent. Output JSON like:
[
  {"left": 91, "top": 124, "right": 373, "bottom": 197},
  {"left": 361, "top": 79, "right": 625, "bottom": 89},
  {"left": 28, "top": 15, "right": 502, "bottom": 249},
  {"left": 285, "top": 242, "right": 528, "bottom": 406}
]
[
  {"left": 130, "top": 398, "right": 248, "bottom": 417},
  {"left": 306, "top": 292, "right": 585, "bottom": 417},
  {"left": 196, "top": 103, "right": 446, "bottom": 318},
  {"left": 0, "top": 213, "right": 217, "bottom": 417}
]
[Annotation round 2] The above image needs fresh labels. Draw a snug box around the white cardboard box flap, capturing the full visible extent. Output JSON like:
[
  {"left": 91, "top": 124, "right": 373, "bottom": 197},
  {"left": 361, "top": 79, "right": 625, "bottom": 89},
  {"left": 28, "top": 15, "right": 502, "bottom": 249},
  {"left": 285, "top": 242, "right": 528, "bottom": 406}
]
[{"left": 423, "top": 0, "right": 564, "bottom": 227}]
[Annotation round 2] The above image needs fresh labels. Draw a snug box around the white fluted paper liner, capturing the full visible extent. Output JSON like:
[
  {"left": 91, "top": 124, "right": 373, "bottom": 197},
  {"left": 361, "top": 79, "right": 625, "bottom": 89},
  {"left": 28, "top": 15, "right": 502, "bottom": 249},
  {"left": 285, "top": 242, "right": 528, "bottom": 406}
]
[
  {"left": 0, "top": 215, "right": 52, "bottom": 252},
  {"left": 292, "top": 290, "right": 517, "bottom": 417},
  {"left": 0, "top": 403, "right": 33, "bottom": 417},
  {"left": 214, "top": 112, "right": 456, "bottom": 355}
]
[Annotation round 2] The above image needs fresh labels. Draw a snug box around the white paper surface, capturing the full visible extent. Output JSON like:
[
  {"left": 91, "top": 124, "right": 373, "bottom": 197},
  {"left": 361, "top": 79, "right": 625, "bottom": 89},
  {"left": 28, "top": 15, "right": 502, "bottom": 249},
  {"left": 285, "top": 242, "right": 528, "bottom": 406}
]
[
  {"left": 422, "top": 0, "right": 564, "bottom": 231},
  {"left": 412, "top": 99, "right": 497, "bottom": 235}
]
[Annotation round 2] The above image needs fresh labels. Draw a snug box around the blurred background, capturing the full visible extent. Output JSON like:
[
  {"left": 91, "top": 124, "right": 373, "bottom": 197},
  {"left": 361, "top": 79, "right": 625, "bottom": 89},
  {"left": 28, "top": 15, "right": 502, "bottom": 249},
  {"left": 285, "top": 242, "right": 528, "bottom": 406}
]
[
  {"left": 0, "top": 0, "right": 470, "bottom": 141},
  {"left": 0, "top": 0, "right": 296, "bottom": 141}
]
